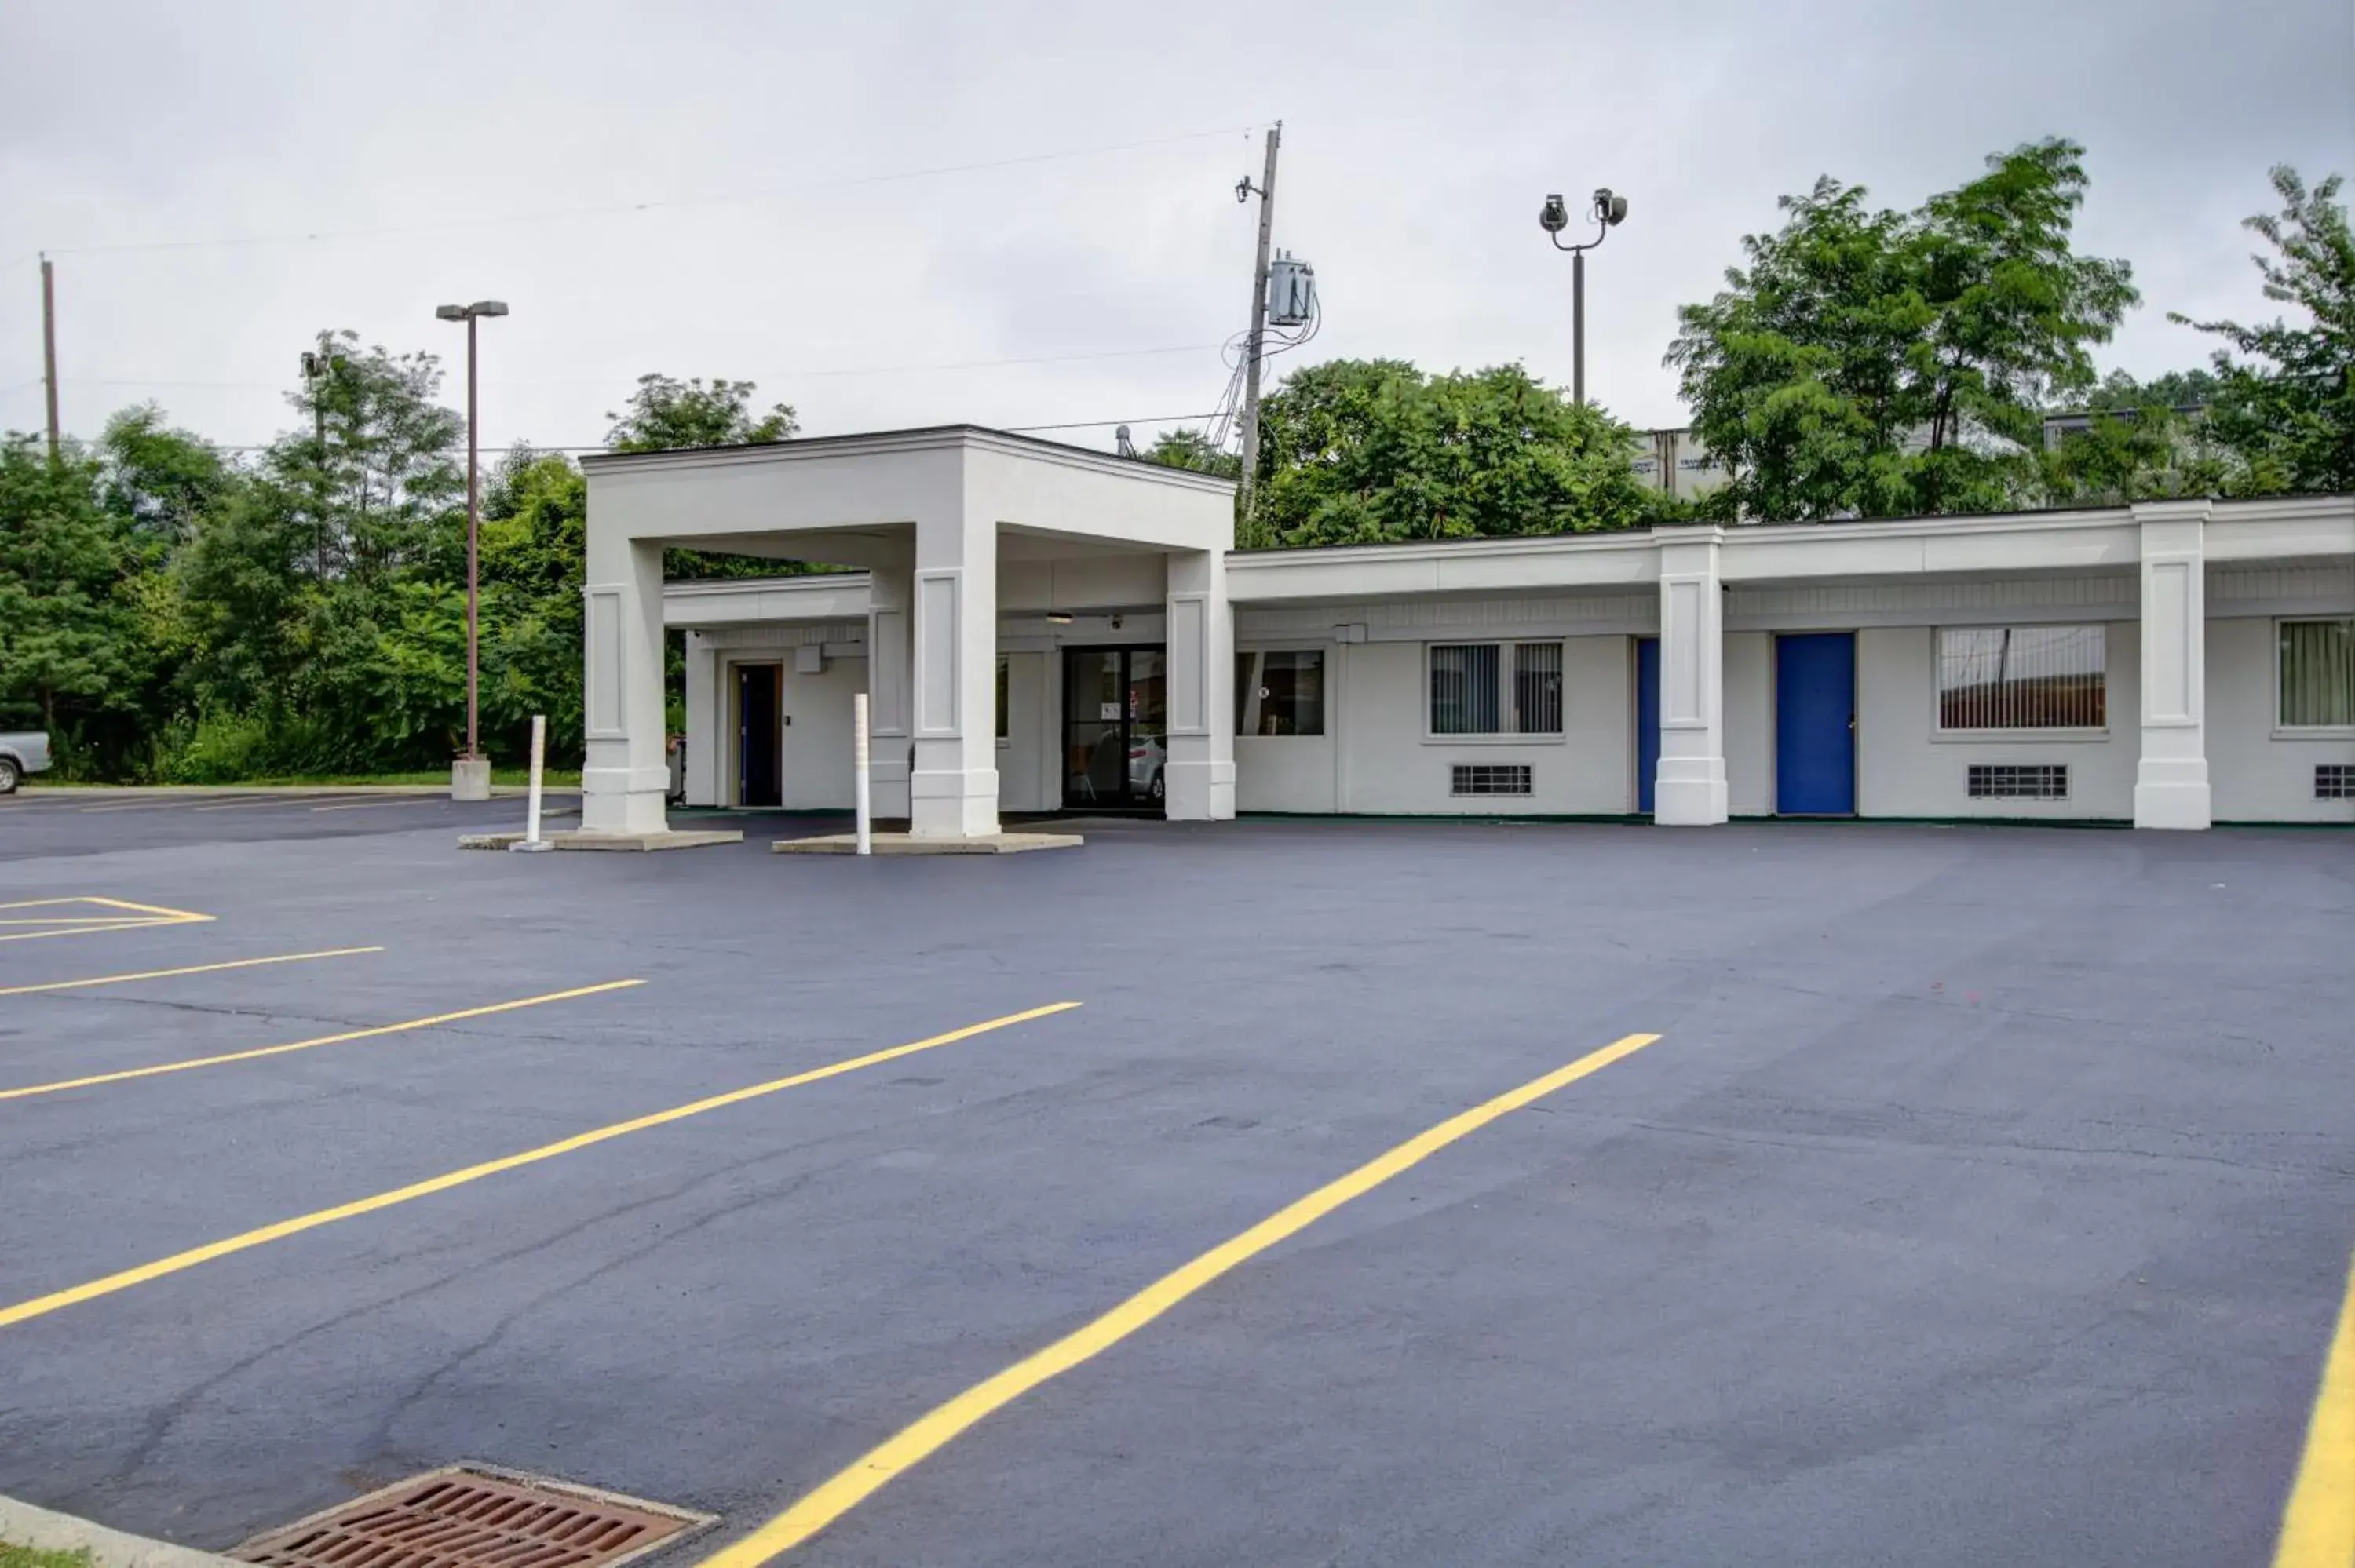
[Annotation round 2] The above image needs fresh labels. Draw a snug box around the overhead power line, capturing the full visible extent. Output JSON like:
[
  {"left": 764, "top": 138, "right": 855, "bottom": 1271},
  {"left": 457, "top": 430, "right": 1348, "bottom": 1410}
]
[
  {"left": 36, "top": 124, "right": 1263, "bottom": 259},
  {"left": 48, "top": 341, "right": 1227, "bottom": 394},
  {"left": 46, "top": 412, "right": 1221, "bottom": 454}
]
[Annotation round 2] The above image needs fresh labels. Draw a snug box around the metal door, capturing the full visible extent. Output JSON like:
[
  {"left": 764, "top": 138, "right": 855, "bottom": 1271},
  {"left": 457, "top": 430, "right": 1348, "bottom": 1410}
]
[
  {"left": 736, "top": 663, "right": 781, "bottom": 808},
  {"left": 1774, "top": 633, "right": 1856, "bottom": 815}
]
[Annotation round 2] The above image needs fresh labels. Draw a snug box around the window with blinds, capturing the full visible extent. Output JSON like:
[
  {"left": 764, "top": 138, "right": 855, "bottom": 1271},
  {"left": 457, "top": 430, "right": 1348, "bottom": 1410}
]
[
  {"left": 2280, "top": 618, "right": 2353, "bottom": 728},
  {"left": 1429, "top": 643, "right": 1565, "bottom": 735},
  {"left": 1937, "top": 625, "right": 2106, "bottom": 731}
]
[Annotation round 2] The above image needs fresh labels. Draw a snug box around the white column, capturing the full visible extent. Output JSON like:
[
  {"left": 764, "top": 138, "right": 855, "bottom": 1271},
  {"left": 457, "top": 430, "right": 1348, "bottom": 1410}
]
[
  {"left": 1654, "top": 526, "right": 1729, "bottom": 826},
  {"left": 2133, "top": 498, "right": 2212, "bottom": 830},
  {"left": 682, "top": 632, "right": 719, "bottom": 807},
  {"left": 865, "top": 560, "right": 914, "bottom": 820},
  {"left": 1164, "top": 546, "right": 1236, "bottom": 821},
  {"left": 580, "top": 533, "right": 669, "bottom": 835},
  {"left": 907, "top": 512, "right": 1000, "bottom": 837}
]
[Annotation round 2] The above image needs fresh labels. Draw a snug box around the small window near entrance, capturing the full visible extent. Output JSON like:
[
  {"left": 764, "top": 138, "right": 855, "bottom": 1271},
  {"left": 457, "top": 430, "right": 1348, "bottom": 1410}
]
[
  {"left": 1937, "top": 626, "right": 2105, "bottom": 730},
  {"left": 1235, "top": 650, "right": 1325, "bottom": 735},
  {"left": 2280, "top": 618, "right": 2353, "bottom": 728}
]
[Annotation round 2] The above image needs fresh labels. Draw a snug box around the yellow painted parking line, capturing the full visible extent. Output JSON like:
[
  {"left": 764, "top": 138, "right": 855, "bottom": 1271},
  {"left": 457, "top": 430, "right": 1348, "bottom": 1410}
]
[
  {"left": 702, "top": 1030, "right": 1663, "bottom": 1566},
  {"left": 0, "top": 946, "right": 385, "bottom": 997},
  {"left": 0, "top": 897, "right": 212, "bottom": 944},
  {"left": 0, "top": 1000, "right": 1078, "bottom": 1329},
  {"left": 0, "top": 978, "right": 643, "bottom": 1101},
  {"left": 2274, "top": 1243, "right": 2355, "bottom": 1566}
]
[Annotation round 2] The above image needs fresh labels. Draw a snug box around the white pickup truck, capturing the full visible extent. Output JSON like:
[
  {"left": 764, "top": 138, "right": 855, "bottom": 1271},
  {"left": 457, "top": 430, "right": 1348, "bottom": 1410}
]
[{"left": 0, "top": 731, "right": 53, "bottom": 793}]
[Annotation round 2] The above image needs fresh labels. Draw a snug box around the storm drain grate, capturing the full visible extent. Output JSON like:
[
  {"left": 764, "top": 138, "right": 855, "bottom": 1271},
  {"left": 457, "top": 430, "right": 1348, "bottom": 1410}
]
[{"left": 232, "top": 1468, "right": 706, "bottom": 1568}]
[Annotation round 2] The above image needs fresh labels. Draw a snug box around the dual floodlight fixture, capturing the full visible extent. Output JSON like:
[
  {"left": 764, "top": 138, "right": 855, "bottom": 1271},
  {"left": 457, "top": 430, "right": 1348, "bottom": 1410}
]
[
  {"left": 1539, "top": 188, "right": 1627, "bottom": 249},
  {"left": 435, "top": 300, "right": 509, "bottom": 322}
]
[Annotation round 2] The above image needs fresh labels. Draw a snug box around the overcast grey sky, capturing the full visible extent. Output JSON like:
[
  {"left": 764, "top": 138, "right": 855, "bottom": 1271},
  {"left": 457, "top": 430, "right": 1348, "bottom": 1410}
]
[{"left": 2, "top": 0, "right": 2350, "bottom": 457}]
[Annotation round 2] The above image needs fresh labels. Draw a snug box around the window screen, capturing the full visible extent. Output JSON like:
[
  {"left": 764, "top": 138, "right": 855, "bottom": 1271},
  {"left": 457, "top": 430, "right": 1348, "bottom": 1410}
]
[
  {"left": 2280, "top": 619, "right": 2354, "bottom": 728},
  {"left": 1430, "top": 644, "right": 1502, "bottom": 734},
  {"left": 1937, "top": 626, "right": 2106, "bottom": 730},
  {"left": 1235, "top": 650, "right": 1326, "bottom": 736}
]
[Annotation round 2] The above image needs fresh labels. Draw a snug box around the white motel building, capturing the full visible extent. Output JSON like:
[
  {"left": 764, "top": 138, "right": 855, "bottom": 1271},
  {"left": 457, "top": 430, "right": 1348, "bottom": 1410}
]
[{"left": 573, "top": 425, "right": 2355, "bottom": 841}]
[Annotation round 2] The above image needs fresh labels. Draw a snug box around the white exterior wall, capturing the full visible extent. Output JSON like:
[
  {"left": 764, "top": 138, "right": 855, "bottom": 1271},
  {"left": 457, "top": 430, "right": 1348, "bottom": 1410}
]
[
  {"left": 998, "top": 650, "right": 1052, "bottom": 813},
  {"left": 1725, "top": 632, "right": 1773, "bottom": 816},
  {"left": 2208, "top": 616, "right": 2355, "bottom": 824},
  {"left": 1326, "top": 636, "right": 1632, "bottom": 815},
  {"left": 1853, "top": 625, "right": 2140, "bottom": 820}
]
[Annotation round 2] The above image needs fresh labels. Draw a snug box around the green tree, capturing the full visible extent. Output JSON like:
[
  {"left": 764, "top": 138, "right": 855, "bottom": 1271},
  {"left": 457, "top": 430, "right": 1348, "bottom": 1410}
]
[
  {"left": 2173, "top": 166, "right": 2355, "bottom": 494},
  {"left": 1668, "top": 139, "right": 2138, "bottom": 520},
  {"left": 605, "top": 374, "right": 798, "bottom": 453},
  {"left": 1142, "top": 428, "right": 1240, "bottom": 478},
  {"left": 0, "top": 439, "right": 144, "bottom": 740},
  {"left": 1251, "top": 359, "right": 1656, "bottom": 548},
  {"left": 267, "top": 331, "right": 464, "bottom": 580},
  {"left": 479, "top": 447, "right": 589, "bottom": 759},
  {"left": 2036, "top": 369, "right": 2235, "bottom": 505},
  {"left": 98, "top": 404, "right": 236, "bottom": 549}
]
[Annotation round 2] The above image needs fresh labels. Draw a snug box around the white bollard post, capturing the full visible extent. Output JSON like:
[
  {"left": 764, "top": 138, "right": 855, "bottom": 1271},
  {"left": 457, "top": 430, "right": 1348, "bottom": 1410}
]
[
  {"left": 853, "top": 691, "right": 872, "bottom": 856},
  {"left": 510, "top": 713, "right": 553, "bottom": 852}
]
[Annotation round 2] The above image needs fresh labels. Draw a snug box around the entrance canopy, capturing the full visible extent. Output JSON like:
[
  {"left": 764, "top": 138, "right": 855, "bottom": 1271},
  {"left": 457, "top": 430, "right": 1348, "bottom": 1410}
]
[{"left": 581, "top": 425, "right": 1239, "bottom": 839}]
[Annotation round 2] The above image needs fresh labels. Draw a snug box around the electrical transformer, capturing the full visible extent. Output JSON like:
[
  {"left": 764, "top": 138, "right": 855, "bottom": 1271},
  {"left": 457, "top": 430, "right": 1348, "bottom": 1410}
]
[{"left": 1266, "top": 250, "right": 1316, "bottom": 327}]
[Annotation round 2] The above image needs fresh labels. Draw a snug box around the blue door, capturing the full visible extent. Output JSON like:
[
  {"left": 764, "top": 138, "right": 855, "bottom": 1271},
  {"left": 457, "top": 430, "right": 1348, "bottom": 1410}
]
[
  {"left": 1635, "top": 637, "right": 1660, "bottom": 814},
  {"left": 1776, "top": 633, "right": 1856, "bottom": 815}
]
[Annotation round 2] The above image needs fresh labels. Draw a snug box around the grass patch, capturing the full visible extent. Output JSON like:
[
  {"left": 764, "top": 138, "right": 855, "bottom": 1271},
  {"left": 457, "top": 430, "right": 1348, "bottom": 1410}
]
[
  {"left": 2, "top": 1545, "right": 93, "bottom": 1568},
  {"left": 36, "top": 770, "right": 582, "bottom": 789},
  {"left": 228, "top": 769, "right": 583, "bottom": 787}
]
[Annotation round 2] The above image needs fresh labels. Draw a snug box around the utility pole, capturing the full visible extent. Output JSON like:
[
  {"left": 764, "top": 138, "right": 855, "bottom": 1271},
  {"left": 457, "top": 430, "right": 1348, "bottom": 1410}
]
[
  {"left": 1236, "top": 122, "right": 1281, "bottom": 535},
  {"left": 39, "top": 255, "right": 59, "bottom": 460}
]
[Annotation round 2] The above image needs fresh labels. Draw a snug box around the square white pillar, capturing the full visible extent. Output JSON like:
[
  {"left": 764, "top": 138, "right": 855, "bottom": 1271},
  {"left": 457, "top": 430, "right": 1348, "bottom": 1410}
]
[
  {"left": 1164, "top": 547, "right": 1236, "bottom": 821},
  {"left": 2133, "top": 499, "right": 2212, "bottom": 830},
  {"left": 1654, "top": 527, "right": 1729, "bottom": 825},
  {"left": 682, "top": 632, "right": 719, "bottom": 808},
  {"left": 581, "top": 534, "right": 670, "bottom": 835},
  {"left": 907, "top": 514, "right": 1000, "bottom": 837},
  {"left": 866, "top": 562, "right": 915, "bottom": 819}
]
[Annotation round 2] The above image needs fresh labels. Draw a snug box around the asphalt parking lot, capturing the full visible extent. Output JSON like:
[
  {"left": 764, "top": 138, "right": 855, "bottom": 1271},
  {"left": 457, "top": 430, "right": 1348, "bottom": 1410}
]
[{"left": 0, "top": 794, "right": 2349, "bottom": 1567}]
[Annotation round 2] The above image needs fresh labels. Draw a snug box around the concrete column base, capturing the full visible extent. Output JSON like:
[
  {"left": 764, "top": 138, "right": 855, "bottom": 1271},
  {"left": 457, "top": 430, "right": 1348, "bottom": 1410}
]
[
  {"left": 909, "top": 764, "right": 999, "bottom": 838},
  {"left": 580, "top": 764, "right": 670, "bottom": 834},
  {"left": 1654, "top": 759, "right": 1729, "bottom": 826},
  {"left": 1163, "top": 758, "right": 1235, "bottom": 822},
  {"left": 2134, "top": 759, "right": 2212, "bottom": 830},
  {"left": 870, "top": 746, "right": 913, "bottom": 819},
  {"left": 451, "top": 757, "right": 492, "bottom": 801}
]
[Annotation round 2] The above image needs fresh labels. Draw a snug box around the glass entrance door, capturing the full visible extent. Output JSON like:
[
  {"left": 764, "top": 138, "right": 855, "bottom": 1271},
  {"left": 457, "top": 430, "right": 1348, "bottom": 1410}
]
[{"left": 1063, "top": 646, "right": 1167, "bottom": 810}]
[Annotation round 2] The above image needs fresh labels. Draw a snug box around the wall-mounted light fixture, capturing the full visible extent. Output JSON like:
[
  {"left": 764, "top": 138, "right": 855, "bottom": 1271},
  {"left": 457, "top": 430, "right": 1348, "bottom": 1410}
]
[{"left": 1046, "top": 611, "right": 1075, "bottom": 625}]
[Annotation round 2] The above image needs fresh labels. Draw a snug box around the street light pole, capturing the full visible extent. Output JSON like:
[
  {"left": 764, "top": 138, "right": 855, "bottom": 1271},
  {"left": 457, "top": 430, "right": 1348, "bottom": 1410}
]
[
  {"left": 1539, "top": 188, "right": 1628, "bottom": 407},
  {"left": 465, "top": 310, "right": 480, "bottom": 764},
  {"left": 435, "top": 300, "right": 509, "bottom": 800}
]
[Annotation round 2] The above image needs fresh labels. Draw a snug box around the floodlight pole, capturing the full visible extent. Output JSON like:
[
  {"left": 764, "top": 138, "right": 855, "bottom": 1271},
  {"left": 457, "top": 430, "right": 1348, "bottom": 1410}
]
[{"left": 1542, "top": 189, "right": 1627, "bottom": 408}]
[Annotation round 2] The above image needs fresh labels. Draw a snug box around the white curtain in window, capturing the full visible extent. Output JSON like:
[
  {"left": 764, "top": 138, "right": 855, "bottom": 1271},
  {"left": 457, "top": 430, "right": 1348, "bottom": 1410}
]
[{"left": 2280, "top": 619, "right": 2354, "bottom": 727}]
